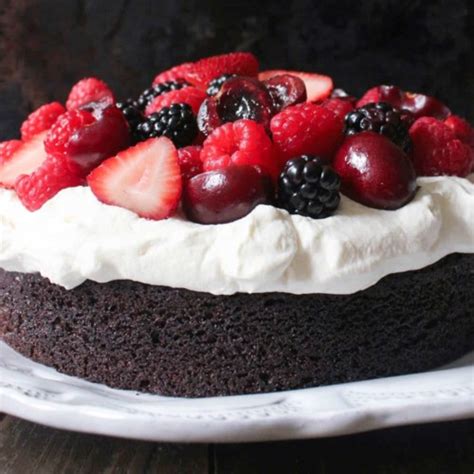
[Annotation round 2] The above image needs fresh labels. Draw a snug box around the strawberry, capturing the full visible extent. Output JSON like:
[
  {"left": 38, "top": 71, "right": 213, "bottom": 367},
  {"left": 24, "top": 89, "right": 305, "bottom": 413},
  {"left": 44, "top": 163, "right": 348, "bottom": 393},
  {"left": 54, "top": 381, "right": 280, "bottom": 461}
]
[
  {"left": 177, "top": 146, "right": 203, "bottom": 180},
  {"left": 66, "top": 78, "right": 115, "bottom": 110},
  {"left": 88, "top": 137, "right": 182, "bottom": 220},
  {"left": 152, "top": 62, "right": 195, "bottom": 85},
  {"left": 258, "top": 70, "right": 333, "bottom": 102},
  {"left": 15, "top": 155, "right": 84, "bottom": 211},
  {"left": 0, "top": 132, "right": 48, "bottom": 189},
  {"left": 145, "top": 87, "right": 207, "bottom": 115},
  {"left": 20, "top": 102, "right": 66, "bottom": 141}
]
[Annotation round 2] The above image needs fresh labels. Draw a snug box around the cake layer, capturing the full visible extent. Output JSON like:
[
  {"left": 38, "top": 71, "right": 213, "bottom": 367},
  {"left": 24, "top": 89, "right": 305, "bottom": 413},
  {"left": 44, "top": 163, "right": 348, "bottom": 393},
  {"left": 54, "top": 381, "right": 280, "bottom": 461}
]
[{"left": 1, "top": 253, "right": 473, "bottom": 397}]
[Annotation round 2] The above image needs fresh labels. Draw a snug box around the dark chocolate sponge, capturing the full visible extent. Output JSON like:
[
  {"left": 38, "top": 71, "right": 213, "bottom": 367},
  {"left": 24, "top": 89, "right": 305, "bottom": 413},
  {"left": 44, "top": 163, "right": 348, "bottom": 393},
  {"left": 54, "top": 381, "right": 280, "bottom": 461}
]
[{"left": 1, "top": 253, "right": 473, "bottom": 398}]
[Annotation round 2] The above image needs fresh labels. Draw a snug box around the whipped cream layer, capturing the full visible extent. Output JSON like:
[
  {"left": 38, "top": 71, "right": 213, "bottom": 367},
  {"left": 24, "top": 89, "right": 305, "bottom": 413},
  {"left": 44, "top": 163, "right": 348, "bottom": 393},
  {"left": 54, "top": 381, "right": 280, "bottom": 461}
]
[{"left": 0, "top": 175, "right": 473, "bottom": 295}]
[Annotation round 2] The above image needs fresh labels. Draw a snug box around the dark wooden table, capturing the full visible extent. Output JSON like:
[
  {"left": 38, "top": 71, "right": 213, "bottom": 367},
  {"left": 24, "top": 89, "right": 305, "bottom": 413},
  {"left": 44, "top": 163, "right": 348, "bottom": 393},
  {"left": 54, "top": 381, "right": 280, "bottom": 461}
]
[{"left": 0, "top": 412, "right": 472, "bottom": 473}]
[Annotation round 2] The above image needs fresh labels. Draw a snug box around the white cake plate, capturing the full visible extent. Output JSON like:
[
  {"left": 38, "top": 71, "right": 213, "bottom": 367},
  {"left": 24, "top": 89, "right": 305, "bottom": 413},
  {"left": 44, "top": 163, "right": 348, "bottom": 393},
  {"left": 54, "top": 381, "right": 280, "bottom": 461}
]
[{"left": 0, "top": 342, "right": 473, "bottom": 443}]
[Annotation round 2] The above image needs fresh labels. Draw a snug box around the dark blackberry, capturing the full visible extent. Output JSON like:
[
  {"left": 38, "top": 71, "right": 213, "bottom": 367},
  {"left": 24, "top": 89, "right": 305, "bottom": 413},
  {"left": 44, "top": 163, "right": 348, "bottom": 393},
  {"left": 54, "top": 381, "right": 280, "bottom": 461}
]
[
  {"left": 206, "top": 74, "right": 237, "bottom": 96},
  {"left": 136, "top": 81, "right": 189, "bottom": 110},
  {"left": 277, "top": 155, "right": 341, "bottom": 219},
  {"left": 116, "top": 99, "right": 144, "bottom": 142},
  {"left": 345, "top": 102, "right": 412, "bottom": 152},
  {"left": 135, "top": 103, "right": 198, "bottom": 147}
]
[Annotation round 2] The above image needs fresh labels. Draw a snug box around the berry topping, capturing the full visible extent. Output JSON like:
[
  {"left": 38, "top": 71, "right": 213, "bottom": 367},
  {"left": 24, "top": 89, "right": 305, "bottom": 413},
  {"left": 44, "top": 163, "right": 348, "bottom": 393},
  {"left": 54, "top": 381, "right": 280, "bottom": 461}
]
[
  {"left": 444, "top": 115, "right": 474, "bottom": 147},
  {"left": 262, "top": 74, "right": 307, "bottom": 112},
  {"left": 145, "top": 87, "right": 207, "bottom": 116},
  {"left": 344, "top": 102, "right": 412, "bottom": 152},
  {"left": 20, "top": 102, "right": 66, "bottom": 141},
  {"left": 277, "top": 155, "right": 341, "bottom": 219},
  {"left": 201, "top": 119, "right": 280, "bottom": 179},
  {"left": 88, "top": 137, "right": 182, "bottom": 220},
  {"left": 357, "top": 85, "right": 451, "bottom": 120},
  {"left": 258, "top": 70, "right": 333, "bottom": 102},
  {"left": 270, "top": 103, "right": 343, "bottom": 163},
  {"left": 333, "top": 132, "right": 417, "bottom": 210},
  {"left": 15, "top": 155, "right": 84, "bottom": 211},
  {"left": 206, "top": 74, "right": 236, "bottom": 96},
  {"left": 137, "top": 80, "right": 189, "bottom": 110},
  {"left": 177, "top": 146, "right": 203, "bottom": 181},
  {"left": 330, "top": 88, "right": 357, "bottom": 103},
  {"left": 116, "top": 99, "right": 144, "bottom": 143},
  {"left": 152, "top": 62, "right": 195, "bottom": 85},
  {"left": 319, "top": 98, "right": 354, "bottom": 123},
  {"left": 136, "top": 103, "right": 198, "bottom": 147},
  {"left": 66, "top": 78, "right": 115, "bottom": 110},
  {"left": 183, "top": 165, "right": 273, "bottom": 224},
  {"left": 0, "top": 133, "right": 48, "bottom": 189},
  {"left": 409, "top": 116, "right": 474, "bottom": 177}
]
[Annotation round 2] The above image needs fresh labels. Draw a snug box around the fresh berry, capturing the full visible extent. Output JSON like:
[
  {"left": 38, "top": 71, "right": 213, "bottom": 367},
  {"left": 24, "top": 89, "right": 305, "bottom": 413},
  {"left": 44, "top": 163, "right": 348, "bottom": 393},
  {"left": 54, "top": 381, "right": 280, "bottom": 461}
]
[
  {"left": 270, "top": 103, "right": 343, "bottom": 163},
  {"left": 136, "top": 103, "right": 198, "bottom": 147},
  {"left": 198, "top": 77, "right": 274, "bottom": 135},
  {"left": 88, "top": 137, "right": 182, "bottom": 220},
  {"left": 258, "top": 70, "right": 333, "bottom": 102},
  {"left": 66, "top": 78, "right": 115, "bottom": 110},
  {"left": 344, "top": 102, "right": 412, "bottom": 152},
  {"left": 177, "top": 146, "right": 203, "bottom": 180},
  {"left": 409, "top": 117, "right": 474, "bottom": 177},
  {"left": 357, "top": 85, "right": 451, "bottom": 120},
  {"left": 206, "top": 74, "right": 236, "bottom": 96},
  {"left": 184, "top": 52, "right": 259, "bottom": 89},
  {"left": 333, "top": 132, "right": 417, "bottom": 210},
  {"left": 183, "top": 165, "right": 273, "bottom": 224},
  {"left": 330, "top": 88, "right": 357, "bottom": 104},
  {"left": 116, "top": 99, "right": 144, "bottom": 143},
  {"left": 320, "top": 98, "right": 354, "bottom": 123},
  {"left": 15, "top": 155, "right": 84, "bottom": 211},
  {"left": 137, "top": 80, "right": 189, "bottom": 110},
  {"left": 45, "top": 106, "right": 131, "bottom": 173},
  {"left": 145, "top": 87, "right": 207, "bottom": 115},
  {"left": 277, "top": 155, "right": 341, "bottom": 218},
  {"left": 444, "top": 115, "right": 474, "bottom": 147},
  {"left": 262, "top": 74, "right": 307, "bottom": 112},
  {"left": 0, "top": 133, "right": 48, "bottom": 188},
  {"left": 20, "top": 102, "right": 66, "bottom": 141},
  {"left": 152, "top": 62, "right": 195, "bottom": 85},
  {"left": 201, "top": 119, "right": 280, "bottom": 179}
]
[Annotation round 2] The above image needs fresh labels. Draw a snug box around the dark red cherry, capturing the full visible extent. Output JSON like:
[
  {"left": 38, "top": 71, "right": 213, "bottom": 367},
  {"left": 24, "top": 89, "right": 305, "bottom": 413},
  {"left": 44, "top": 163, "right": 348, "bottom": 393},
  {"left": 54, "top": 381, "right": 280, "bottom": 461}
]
[
  {"left": 333, "top": 131, "right": 417, "bottom": 210},
  {"left": 183, "top": 165, "right": 274, "bottom": 224},
  {"left": 197, "top": 98, "right": 222, "bottom": 136},
  {"left": 262, "top": 74, "right": 307, "bottom": 111}
]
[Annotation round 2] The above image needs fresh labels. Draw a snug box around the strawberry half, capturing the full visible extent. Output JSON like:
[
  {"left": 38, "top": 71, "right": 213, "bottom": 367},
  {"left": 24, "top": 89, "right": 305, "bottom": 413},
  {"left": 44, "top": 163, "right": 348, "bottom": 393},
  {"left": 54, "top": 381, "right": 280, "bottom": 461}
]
[
  {"left": 0, "top": 132, "right": 48, "bottom": 188},
  {"left": 152, "top": 62, "right": 195, "bottom": 85},
  {"left": 88, "top": 137, "right": 182, "bottom": 220}
]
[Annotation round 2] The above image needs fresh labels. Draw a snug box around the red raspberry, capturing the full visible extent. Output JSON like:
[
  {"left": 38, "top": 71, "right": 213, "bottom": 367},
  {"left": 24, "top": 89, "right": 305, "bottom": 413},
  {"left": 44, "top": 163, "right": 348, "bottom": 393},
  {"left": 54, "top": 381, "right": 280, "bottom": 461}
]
[
  {"left": 44, "top": 109, "right": 96, "bottom": 157},
  {"left": 15, "top": 155, "right": 84, "bottom": 211},
  {"left": 270, "top": 103, "right": 344, "bottom": 163},
  {"left": 145, "top": 87, "right": 207, "bottom": 115},
  {"left": 444, "top": 115, "right": 474, "bottom": 147},
  {"left": 201, "top": 119, "right": 279, "bottom": 179},
  {"left": 0, "top": 140, "right": 22, "bottom": 165},
  {"left": 356, "top": 87, "right": 381, "bottom": 108},
  {"left": 152, "top": 62, "right": 195, "bottom": 85},
  {"left": 409, "top": 117, "right": 474, "bottom": 177},
  {"left": 177, "top": 146, "right": 203, "bottom": 180},
  {"left": 66, "top": 78, "right": 115, "bottom": 110},
  {"left": 320, "top": 98, "right": 354, "bottom": 123},
  {"left": 20, "top": 102, "right": 66, "bottom": 141}
]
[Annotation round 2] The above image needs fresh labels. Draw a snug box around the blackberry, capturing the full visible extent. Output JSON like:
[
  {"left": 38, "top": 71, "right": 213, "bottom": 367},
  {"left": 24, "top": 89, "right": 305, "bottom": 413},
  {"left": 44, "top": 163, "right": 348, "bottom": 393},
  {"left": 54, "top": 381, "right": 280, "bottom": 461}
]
[
  {"left": 206, "top": 74, "right": 237, "bottom": 96},
  {"left": 344, "top": 102, "right": 412, "bottom": 152},
  {"left": 135, "top": 103, "right": 198, "bottom": 147},
  {"left": 278, "top": 155, "right": 341, "bottom": 219},
  {"left": 116, "top": 99, "right": 144, "bottom": 142},
  {"left": 136, "top": 81, "right": 189, "bottom": 110}
]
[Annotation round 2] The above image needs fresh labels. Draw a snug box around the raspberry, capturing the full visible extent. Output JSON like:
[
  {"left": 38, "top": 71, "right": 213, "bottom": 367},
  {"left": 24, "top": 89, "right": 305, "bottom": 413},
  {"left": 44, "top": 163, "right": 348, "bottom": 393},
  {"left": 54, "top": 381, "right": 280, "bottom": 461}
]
[
  {"left": 178, "top": 146, "right": 203, "bottom": 180},
  {"left": 0, "top": 140, "right": 22, "bottom": 165},
  {"left": 270, "top": 103, "right": 344, "bottom": 163},
  {"left": 44, "top": 109, "right": 96, "bottom": 157},
  {"left": 20, "top": 102, "right": 66, "bottom": 141},
  {"left": 152, "top": 62, "right": 195, "bottom": 85},
  {"left": 66, "top": 78, "right": 115, "bottom": 110},
  {"left": 145, "top": 87, "right": 207, "bottom": 115},
  {"left": 444, "top": 115, "right": 474, "bottom": 147},
  {"left": 137, "top": 80, "right": 189, "bottom": 110},
  {"left": 201, "top": 119, "right": 279, "bottom": 179},
  {"left": 320, "top": 98, "right": 354, "bottom": 123},
  {"left": 15, "top": 155, "right": 84, "bottom": 211},
  {"left": 409, "top": 117, "right": 474, "bottom": 177}
]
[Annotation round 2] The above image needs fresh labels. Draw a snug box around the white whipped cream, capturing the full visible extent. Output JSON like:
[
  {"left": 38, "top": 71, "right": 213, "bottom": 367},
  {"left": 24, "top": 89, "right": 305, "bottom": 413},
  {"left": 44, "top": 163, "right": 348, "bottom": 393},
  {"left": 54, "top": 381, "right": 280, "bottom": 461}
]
[{"left": 0, "top": 175, "right": 473, "bottom": 294}]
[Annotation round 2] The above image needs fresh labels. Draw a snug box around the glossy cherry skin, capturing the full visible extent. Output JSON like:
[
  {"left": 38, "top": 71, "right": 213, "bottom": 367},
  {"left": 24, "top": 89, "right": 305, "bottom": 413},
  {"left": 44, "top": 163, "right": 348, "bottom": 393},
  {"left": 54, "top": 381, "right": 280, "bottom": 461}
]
[
  {"left": 333, "top": 132, "right": 417, "bottom": 210},
  {"left": 183, "top": 165, "right": 274, "bottom": 224},
  {"left": 68, "top": 105, "right": 131, "bottom": 173},
  {"left": 262, "top": 74, "right": 307, "bottom": 111}
]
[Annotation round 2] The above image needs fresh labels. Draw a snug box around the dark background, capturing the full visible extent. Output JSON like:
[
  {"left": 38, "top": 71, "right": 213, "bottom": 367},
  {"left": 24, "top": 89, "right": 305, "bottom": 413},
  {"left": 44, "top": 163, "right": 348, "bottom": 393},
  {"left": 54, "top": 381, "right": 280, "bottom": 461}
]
[{"left": 0, "top": 0, "right": 473, "bottom": 141}]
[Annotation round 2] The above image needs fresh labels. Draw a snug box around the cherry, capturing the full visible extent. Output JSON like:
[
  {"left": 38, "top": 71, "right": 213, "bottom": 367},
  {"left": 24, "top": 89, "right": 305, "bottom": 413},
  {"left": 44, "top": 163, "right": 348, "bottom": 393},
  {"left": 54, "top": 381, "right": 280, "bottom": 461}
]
[
  {"left": 182, "top": 165, "right": 274, "bottom": 224},
  {"left": 333, "top": 132, "right": 417, "bottom": 210},
  {"left": 262, "top": 74, "right": 307, "bottom": 111},
  {"left": 67, "top": 105, "right": 131, "bottom": 172}
]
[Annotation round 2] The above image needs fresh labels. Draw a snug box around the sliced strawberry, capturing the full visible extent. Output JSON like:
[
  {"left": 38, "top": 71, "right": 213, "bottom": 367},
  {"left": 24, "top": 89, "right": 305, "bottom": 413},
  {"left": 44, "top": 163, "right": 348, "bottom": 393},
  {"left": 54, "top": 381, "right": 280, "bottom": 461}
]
[
  {"left": 152, "top": 62, "right": 195, "bottom": 85},
  {"left": 0, "top": 132, "right": 48, "bottom": 188},
  {"left": 0, "top": 140, "right": 22, "bottom": 164},
  {"left": 66, "top": 78, "right": 115, "bottom": 110},
  {"left": 21, "top": 102, "right": 66, "bottom": 141},
  {"left": 258, "top": 70, "right": 333, "bottom": 102},
  {"left": 88, "top": 137, "right": 182, "bottom": 220},
  {"left": 145, "top": 87, "right": 207, "bottom": 115}
]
